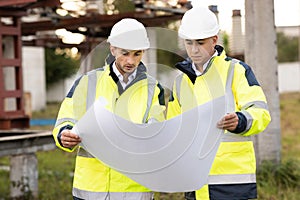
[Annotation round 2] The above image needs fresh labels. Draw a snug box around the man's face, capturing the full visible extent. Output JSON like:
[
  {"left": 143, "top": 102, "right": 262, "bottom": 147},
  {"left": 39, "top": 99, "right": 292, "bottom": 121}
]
[
  {"left": 184, "top": 36, "right": 217, "bottom": 67},
  {"left": 110, "top": 46, "right": 144, "bottom": 75}
]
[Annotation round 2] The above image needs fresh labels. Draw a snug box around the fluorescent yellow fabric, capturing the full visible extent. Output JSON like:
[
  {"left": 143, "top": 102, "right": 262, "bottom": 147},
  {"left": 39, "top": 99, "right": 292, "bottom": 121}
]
[
  {"left": 53, "top": 65, "right": 165, "bottom": 193},
  {"left": 210, "top": 141, "right": 256, "bottom": 175},
  {"left": 231, "top": 64, "right": 271, "bottom": 136},
  {"left": 196, "top": 185, "right": 210, "bottom": 200},
  {"left": 167, "top": 49, "right": 271, "bottom": 199}
]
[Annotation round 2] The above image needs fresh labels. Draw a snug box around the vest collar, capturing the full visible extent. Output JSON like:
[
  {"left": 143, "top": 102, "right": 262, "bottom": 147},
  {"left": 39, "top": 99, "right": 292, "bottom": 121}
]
[
  {"left": 108, "top": 62, "right": 148, "bottom": 94},
  {"left": 175, "top": 45, "right": 226, "bottom": 84}
]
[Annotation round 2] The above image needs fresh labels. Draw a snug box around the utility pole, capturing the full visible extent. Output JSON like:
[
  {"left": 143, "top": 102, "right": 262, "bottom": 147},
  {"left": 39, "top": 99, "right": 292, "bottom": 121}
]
[{"left": 244, "top": 0, "right": 281, "bottom": 165}]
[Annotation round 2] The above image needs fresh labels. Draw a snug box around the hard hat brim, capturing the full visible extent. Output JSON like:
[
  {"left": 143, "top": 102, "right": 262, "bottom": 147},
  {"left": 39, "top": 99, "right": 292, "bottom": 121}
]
[{"left": 178, "top": 26, "right": 220, "bottom": 40}]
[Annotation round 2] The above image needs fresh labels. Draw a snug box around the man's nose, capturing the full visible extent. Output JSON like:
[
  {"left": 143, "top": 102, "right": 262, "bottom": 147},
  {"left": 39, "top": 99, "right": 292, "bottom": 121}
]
[
  {"left": 126, "top": 56, "right": 135, "bottom": 64},
  {"left": 191, "top": 43, "right": 199, "bottom": 53}
]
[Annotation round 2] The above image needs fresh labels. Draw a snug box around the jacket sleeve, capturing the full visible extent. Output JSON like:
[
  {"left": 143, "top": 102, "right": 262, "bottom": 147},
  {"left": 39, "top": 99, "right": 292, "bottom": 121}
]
[
  {"left": 232, "top": 61, "right": 271, "bottom": 136},
  {"left": 52, "top": 75, "right": 88, "bottom": 152}
]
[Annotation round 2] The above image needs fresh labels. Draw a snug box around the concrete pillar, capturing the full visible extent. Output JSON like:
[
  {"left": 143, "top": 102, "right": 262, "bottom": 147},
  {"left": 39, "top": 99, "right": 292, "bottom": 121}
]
[
  {"left": 298, "top": 26, "right": 300, "bottom": 62},
  {"left": 245, "top": 0, "right": 281, "bottom": 164},
  {"left": 22, "top": 46, "right": 46, "bottom": 111},
  {"left": 10, "top": 153, "right": 38, "bottom": 199}
]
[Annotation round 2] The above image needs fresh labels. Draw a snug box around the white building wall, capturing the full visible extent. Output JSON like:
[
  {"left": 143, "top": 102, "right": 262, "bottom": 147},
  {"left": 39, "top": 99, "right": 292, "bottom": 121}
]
[
  {"left": 3, "top": 36, "right": 16, "bottom": 111},
  {"left": 46, "top": 79, "right": 66, "bottom": 103},
  {"left": 277, "top": 26, "right": 300, "bottom": 37},
  {"left": 46, "top": 75, "right": 76, "bottom": 102},
  {"left": 278, "top": 62, "right": 300, "bottom": 93},
  {"left": 22, "top": 46, "right": 47, "bottom": 111}
]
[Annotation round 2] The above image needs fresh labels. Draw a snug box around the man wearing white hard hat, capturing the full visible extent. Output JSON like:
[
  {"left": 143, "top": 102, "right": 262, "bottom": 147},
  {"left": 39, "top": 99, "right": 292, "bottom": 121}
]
[
  {"left": 167, "top": 6, "right": 271, "bottom": 200},
  {"left": 53, "top": 18, "right": 165, "bottom": 200}
]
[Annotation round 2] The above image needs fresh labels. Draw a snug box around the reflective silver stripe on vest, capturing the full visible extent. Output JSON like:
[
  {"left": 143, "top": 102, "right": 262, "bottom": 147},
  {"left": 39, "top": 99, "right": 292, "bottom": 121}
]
[
  {"left": 78, "top": 147, "right": 94, "bottom": 158},
  {"left": 86, "top": 69, "right": 98, "bottom": 110},
  {"left": 222, "top": 59, "right": 251, "bottom": 142},
  {"left": 73, "top": 188, "right": 153, "bottom": 200},
  {"left": 175, "top": 74, "right": 183, "bottom": 105},
  {"left": 242, "top": 100, "right": 269, "bottom": 110},
  {"left": 142, "top": 76, "right": 156, "bottom": 123},
  {"left": 208, "top": 173, "right": 256, "bottom": 185},
  {"left": 225, "top": 59, "right": 237, "bottom": 113},
  {"left": 76, "top": 69, "right": 99, "bottom": 159},
  {"left": 54, "top": 118, "right": 78, "bottom": 127}
]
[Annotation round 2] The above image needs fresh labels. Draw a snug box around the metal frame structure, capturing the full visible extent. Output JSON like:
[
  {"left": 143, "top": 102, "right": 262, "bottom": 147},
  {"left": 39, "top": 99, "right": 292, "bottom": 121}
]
[
  {"left": 0, "top": 0, "right": 184, "bottom": 130},
  {"left": 0, "top": 12, "right": 29, "bottom": 129}
]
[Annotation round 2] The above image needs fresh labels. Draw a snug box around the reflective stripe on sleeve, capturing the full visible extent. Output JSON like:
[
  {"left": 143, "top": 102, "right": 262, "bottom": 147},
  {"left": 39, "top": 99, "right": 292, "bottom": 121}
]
[
  {"left": 242, "top": 100, "right": 269, "bottom": 110},
  {"left": 55, "top": 118, "right": 78, "bottom": 127},
  {"left": 240, "top": 110, "right": 253, "bottom": 133},
  {"left": 208, "top": 173, "right": 256, "bottom": 185},
  {"left": 221, "top": 132, "right": 252, "bottom": 142},
  {"left": 142, "top": 76, "right": 156, "bottom": 123}
]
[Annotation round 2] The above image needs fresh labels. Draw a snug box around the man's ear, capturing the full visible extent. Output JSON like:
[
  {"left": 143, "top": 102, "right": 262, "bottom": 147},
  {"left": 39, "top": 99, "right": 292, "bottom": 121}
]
[
  {"left": 110, "top": 46, "right": 116, "bottom": 56},
  {"left": 212, "top": 35, "right": 218, "bottom": 45}
]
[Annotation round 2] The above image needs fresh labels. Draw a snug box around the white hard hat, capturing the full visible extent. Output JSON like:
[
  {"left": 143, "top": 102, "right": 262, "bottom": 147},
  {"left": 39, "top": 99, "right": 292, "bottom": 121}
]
[
  {"left": 107, "top": 18, "right": 150, "bottom": 50},
  {"left": 178, "top": 6, "right": 220, "bottom": 40}
]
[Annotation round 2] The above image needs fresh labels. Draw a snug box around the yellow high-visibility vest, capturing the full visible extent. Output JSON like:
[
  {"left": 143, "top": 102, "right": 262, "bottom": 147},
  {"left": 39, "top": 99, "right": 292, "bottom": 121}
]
[
  {"left": 53, "top": 63, "right": 165, "bottom": 198},
  {"left": 167, "top": 46, "right": 271, "bottom": 200}
]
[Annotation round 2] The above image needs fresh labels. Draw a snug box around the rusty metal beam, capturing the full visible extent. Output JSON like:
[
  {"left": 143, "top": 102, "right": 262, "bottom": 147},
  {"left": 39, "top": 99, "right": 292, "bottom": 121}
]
[
  {"left": 22, "top": 37, "right": 103, "bottom": 49},
  {"left": 23, "top": 0, "right": 60, "bottom": 9},
  {"left": 0, "top": 9, "right": 27, "bottom": 17},
  {"left": 140, "top": 14, "right": 182, "bottom": 26},
  {"left": 0, "top": 0, "right": 37, "bottom": 7},
  {"left": 21, "top": 12, "right": 144, "bottom": 35},
  {"left": 0, "top": 0, "right": 59, "bottom": 16},
  {"left": 21, "top": 12, "right": 182, "bottom": 36}
]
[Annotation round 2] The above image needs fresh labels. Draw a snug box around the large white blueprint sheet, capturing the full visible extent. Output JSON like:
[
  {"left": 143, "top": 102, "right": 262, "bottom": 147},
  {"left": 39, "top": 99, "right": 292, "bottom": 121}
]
[{"left": 72, "top": 96, "right": 226, "bottom": 192}]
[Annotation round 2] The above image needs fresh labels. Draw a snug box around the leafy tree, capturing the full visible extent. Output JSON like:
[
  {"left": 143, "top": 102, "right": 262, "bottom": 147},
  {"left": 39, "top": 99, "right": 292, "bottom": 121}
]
[
  {"left": 277, "top": 32, "right": 299, "bottom": 63},
  {"left": 104, "top": 0, "right": 135, "bottom": 14},
  {"left": 156, "top": 26, "right": 184, "bottom": 69},
  {"left": 45, "top": 48, "right": 80, "bottom": 87},
  {"left": 222, "top": 32, "right": 230, "bottom": 53}
]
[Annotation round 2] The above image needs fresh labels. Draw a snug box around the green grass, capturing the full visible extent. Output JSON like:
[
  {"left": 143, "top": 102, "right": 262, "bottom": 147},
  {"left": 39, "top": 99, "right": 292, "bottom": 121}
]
[
  {"left": 257, "top": 159, "right": 300, "bottom": 200},
  {"left": 28, "top": 101, "right": 59, "bottom": 131},
  {"left": 37, "top": 149, "right": 77, "bottom": 200},
  {"left": 256, "top": 92, "right": 300, "bottom": 200},
  {"left": 31, "top": 102, "right": 76, "bottom": 199},
  {"left": 31, "top": 102, "right": 61, "bottom": 119},
  {"left": 1, "top": 93, "right": 300, "bottom": 199},
  {"left": 280, "top": 92, "right": 300, "bottom": 162}
]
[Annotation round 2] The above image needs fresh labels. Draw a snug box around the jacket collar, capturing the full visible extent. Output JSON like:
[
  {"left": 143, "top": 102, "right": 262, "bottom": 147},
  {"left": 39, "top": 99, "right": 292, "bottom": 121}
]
[
  {"left": 175, "top": 45, "right": 225, "bottom": 84},
  {"left": 108, "top": 61, "right": 148, "bottom": 94}
]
